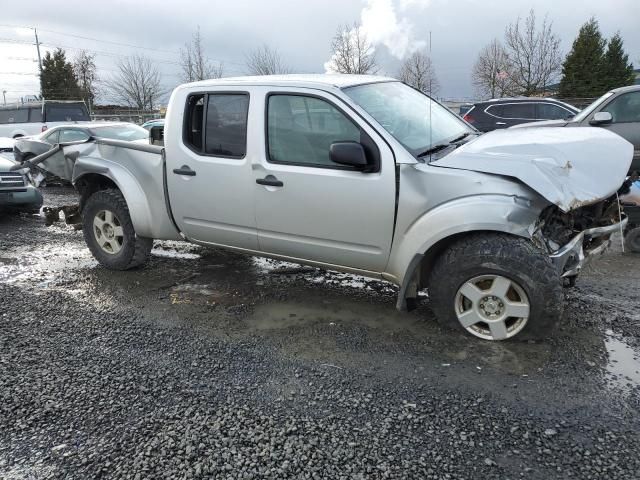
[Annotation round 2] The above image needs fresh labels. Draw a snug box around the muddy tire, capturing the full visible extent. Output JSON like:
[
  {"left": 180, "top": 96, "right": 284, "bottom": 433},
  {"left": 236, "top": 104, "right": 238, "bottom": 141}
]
[
  {"left": 624, "top": 227, "right": 640, "bottom": 253},
  {"left": 82, "top": 189, "right": 152, "bottom": 270},
  {"left": 428, "top": 233, "right": 563, "bottom": 341}
]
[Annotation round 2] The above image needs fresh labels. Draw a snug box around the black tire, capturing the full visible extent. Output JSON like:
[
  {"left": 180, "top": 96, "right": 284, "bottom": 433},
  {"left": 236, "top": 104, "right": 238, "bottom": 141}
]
[
  {"left": 624, "top": 227, "right": 640, "bottom": 253},
  {"left": 82, "top": 189, "right": 153, "bottom": 270},
  {"left": 428, "top": 233, "right": 563, "bottom": 341}
]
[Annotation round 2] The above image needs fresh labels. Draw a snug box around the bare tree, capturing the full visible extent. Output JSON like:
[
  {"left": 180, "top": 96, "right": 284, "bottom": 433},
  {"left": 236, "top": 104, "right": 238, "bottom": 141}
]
[
  {"left": 398, "top": 51, "right": 439, "bottom": 95},
  {"left": 325, "top": 23, "right": 378, "bottom": 74},
  {"left": 73, "top": 50, "right": 98, "bottom": 111},
  {"left": 245, "top": 44, "right": 290, "bottom": 75},
  {"left": 108, "top": 54, "right": 162, "bottom": 110},
  {"left": 180, "top": 26, "right": 223, "bottom": 82},
  {"left": 504, "top": 10, "right": 562, "bottom": 95},
  {"left": 472, "top": 39, "right": 514, "bottom": 98}
]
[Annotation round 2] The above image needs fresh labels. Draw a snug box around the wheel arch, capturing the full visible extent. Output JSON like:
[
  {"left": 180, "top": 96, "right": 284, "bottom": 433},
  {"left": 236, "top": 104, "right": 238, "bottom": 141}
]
[
  {"left": 390, "top": 195, "right": 544, "bottom": 312},
  {"left": 73, "top": 164, "right": 155, "bottom": 238}
]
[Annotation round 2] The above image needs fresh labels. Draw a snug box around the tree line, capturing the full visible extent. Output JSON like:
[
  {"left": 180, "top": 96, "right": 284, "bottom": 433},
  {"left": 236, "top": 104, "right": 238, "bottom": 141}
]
[
  {"left": 39, "top": 21, "right": 438, "bottom": 110},
  {"left": 472, "top": 11, "right": 635, "bottom": 99},
  {"left": 39, "top": 13, "right": 635, "bottom": 109}
]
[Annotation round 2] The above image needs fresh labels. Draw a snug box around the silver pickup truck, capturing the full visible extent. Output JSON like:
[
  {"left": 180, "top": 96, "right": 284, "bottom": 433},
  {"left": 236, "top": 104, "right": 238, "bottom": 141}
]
[{"left": 20, "top": 75, "right": 633, "bottom": 341}]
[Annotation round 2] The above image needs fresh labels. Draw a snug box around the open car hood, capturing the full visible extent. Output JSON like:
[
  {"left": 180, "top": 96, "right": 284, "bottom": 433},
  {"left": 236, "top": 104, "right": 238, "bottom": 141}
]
[{"left": 432, "top": 127, "right": 633, "bottom": 212}]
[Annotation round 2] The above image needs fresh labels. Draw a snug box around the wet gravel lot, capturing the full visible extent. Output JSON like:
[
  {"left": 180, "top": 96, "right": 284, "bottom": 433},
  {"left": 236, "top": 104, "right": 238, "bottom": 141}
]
[{"left": 1, "top": 187, "right": 639, "bottom": 479}]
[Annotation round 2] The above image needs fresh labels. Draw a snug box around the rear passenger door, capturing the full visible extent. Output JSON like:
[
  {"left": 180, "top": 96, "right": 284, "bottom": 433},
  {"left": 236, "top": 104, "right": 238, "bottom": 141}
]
[
  {"left": 166, "top": 90, "right": 258, "bottom": 250},
  {"left": 253, "top": 89, "right": 396, "bottom": 273}
]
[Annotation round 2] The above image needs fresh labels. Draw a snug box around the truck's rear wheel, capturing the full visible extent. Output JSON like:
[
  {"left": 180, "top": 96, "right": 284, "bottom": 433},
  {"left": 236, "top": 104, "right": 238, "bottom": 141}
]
[
  {"left": 82, "top": 189, "right": 152, "bottom": 270},
  {"left": 428, "top": 233, "right": 563, "bottom": 341}
]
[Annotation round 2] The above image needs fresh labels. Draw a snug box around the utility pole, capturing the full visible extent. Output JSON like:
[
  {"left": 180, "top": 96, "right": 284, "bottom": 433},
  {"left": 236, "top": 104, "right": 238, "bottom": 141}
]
[{"left": 34, "top": 28, "right": 43, "bottom": 73}]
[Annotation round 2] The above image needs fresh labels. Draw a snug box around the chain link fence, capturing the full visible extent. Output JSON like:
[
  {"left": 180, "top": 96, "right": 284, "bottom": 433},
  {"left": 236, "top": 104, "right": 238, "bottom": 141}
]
[{"left": 90, "top": 107, "right": 163, "bottom": 125}]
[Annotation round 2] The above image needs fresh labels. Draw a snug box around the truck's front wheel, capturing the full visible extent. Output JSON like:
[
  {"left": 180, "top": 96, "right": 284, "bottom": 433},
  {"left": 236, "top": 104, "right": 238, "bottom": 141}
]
[
  {"left": 428, "top": 233, "right": 563, "bottom": 341},
  {"left": 82, "top": 189, "right": 153, "bottom": 270}
]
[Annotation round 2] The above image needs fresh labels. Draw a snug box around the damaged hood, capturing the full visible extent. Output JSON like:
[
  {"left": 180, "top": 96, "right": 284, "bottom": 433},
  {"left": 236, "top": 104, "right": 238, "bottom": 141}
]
[{"left": 432, "top": 127, "right": 633, "bottom": 212}]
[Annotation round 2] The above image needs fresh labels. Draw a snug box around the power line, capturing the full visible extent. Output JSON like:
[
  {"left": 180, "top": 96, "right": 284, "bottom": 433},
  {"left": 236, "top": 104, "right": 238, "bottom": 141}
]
[{"left": 0, "top": 25, "right": 248, "bottom": 68}]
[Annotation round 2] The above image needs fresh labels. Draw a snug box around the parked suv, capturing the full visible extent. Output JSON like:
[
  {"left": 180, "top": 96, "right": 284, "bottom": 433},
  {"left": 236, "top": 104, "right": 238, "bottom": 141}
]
[
  {"left": 511, "top": 85, "right": 640, "bottom": 173},
  {"left": 0, "top": 100, "right": 90, "bottom": 138},
  {"left": 463, "top": 98, "right": 579, "bottom": 132}
]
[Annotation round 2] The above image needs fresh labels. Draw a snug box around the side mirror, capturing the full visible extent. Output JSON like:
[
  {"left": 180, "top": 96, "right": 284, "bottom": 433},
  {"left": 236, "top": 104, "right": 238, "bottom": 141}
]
[
  {"left": 149, "top": 125, "right": 164, "bottom": 146},
  {"left": 329, "top": 141, "right": 367, "bottom": 169},
  {"left": 590, "top": 111, "right": 612, "bottom": 125}
]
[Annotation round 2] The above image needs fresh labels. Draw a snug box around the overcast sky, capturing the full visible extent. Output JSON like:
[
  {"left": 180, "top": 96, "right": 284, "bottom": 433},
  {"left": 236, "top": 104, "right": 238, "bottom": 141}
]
[{"left": 1, "top": 0, "right": 638, "bottom": 104}]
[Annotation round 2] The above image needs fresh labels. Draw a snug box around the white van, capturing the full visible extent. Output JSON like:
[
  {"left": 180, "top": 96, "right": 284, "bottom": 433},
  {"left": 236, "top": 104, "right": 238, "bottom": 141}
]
[{"left": 0, "top": 100, "right": 90, "bottom": 138}]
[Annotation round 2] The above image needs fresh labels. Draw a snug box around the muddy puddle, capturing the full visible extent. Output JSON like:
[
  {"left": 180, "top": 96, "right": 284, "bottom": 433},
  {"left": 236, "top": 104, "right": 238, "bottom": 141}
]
[{"left": 605, "top": 330, "right": 640, "bottom": 389}]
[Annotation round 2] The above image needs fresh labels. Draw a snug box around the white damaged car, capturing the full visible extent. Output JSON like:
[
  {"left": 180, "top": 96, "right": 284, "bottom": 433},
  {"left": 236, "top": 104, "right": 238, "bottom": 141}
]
[{"left": 13, "top": 75, "right": 634, "bottom": 341}]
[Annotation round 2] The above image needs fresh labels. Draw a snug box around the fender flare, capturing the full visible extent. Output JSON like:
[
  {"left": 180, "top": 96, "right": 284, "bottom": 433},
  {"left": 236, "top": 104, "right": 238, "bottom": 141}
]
[
  {"left": 390, "top": 194, "right": 543, "bottom": 311},
  {"left": 73, "top": 158, "right": 155, "bottom": 238}
]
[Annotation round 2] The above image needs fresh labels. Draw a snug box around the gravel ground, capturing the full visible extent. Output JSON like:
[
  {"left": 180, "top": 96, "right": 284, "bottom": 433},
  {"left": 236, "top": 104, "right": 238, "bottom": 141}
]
[{"left": 0, "top": 187, "right": 639, "bottom": 479}]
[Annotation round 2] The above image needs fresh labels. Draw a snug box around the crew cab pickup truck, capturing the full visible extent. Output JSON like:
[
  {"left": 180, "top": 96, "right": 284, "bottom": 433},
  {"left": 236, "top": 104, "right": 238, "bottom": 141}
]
[{"left": 15, "top": 75, "right": 633, "bottom": 341}]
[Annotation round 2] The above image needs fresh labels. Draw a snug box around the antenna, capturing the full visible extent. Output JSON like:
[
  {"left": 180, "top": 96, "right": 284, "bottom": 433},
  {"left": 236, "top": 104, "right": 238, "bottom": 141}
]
[{"left": 429, "top": 30, "right": 432, "bottom": 154}]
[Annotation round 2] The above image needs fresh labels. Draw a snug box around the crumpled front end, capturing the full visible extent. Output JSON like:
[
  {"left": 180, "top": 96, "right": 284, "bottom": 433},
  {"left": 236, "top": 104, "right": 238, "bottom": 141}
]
[{"left": 534, "top": 194, "right": 627, "bottom": 280}]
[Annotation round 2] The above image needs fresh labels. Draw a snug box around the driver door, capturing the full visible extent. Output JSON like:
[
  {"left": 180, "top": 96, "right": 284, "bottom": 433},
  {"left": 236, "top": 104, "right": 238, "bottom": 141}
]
[{"left": 253, "top": 88, "right": 396, "bottom": 273}]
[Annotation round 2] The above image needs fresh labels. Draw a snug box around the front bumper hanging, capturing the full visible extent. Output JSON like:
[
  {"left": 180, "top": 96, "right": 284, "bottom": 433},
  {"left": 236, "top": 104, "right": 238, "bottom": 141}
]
[{"left": 550, "top": 216, "right": 627, "bottom": 277}]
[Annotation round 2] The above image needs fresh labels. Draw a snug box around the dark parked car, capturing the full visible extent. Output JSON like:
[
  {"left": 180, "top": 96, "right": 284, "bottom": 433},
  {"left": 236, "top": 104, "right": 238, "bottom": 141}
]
[
  {"left": 463, "top": 98, "right": 579, "bottom": 132},
  {"left": 512, "top": 85, "right": 640, "bottom": 173}
]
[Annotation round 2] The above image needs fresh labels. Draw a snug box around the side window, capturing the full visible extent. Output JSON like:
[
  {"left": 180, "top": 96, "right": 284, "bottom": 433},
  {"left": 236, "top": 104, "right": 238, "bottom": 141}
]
[
  {"left": 183, "top": 93, "right": 249, "bottom": 158},
  {"left": 29, "top": 108, "right": 43, "bottom": 122},
  {"left": 205, "top": 94, "right": 249, "bottom": 157},
  {"left": 501, "top": 103, "right": 535, "bottom": 119},
  {"left": 537, "top": 103, "right": 571, "bottom": 120},
  {"left": 59, "top": 129, "right": 90, "bottom": 143},
  {"left": 0, "top": 108, "right": 28, "bottom": 124},
  {"left": 485, "top": 104, "right": 504, "bottom": 118},
  {"left": 184, "top": 94, "right": 205, "bottom": 151},
  {"left": 267, "top": 94, "right": 362, "bottom": 168},
  {"left": 601, "top": 92, "right": 640, "bottom": 124},
  {"left": 42, "top": 130, "right": 60, "bottom": 144}
]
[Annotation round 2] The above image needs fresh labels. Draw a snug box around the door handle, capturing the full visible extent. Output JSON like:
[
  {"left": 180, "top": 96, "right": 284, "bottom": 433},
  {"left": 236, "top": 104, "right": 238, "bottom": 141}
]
[
  {"left": 256, "top": 175, "right": 283, "bottom": 187},
  {"left": 496, "top": 122, "right": 506, "bottom": 125},
  {"left": 173, "top": 165, "right": 196, "bottom": 176}
]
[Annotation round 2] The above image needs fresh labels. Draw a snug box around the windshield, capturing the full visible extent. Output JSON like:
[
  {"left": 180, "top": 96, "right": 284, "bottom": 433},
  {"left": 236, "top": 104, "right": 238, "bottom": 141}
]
[
  {"left": 344, "top": 81, "right": 473, "bottom": 155},
  {"left": 90, "top": 124, "right": 149, "bottom": 141},
  {"left": 573, "top": 91, "right": 615, "bottom": 122}
]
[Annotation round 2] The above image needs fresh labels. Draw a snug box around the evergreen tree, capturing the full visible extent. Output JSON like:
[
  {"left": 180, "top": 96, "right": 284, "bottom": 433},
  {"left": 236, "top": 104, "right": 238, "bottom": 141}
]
[
  {"left": 558, "top": 18, "right": 606, "bottom": 98},
  {"left": 603, "top": 32, "right": 635, "bottom": 91},
  {"left": 40, "top": 48, "right": 81, "bottom": 100}
]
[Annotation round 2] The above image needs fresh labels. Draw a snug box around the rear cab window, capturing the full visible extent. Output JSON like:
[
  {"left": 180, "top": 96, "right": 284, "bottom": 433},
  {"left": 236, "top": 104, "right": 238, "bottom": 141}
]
[
  {"left": 44, "top": 103, "right": 90, "bottom": 122},
  {"left": 183, "top": 92, "right": 249, "bottom": 158}
]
